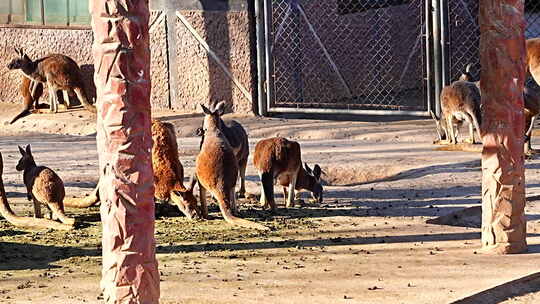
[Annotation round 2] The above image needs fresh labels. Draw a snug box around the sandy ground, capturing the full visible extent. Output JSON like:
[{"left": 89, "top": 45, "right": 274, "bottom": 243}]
[{"left": 1, "top": 104, "right": 540, "bottom": 304}]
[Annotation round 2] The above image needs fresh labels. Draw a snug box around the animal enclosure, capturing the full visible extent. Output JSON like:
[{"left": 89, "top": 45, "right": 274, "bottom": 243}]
[{"left": 257, "top": 0, "right": 540, "bottom": 116}]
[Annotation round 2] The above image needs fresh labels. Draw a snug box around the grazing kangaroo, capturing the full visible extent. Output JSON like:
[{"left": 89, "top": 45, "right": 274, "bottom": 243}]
[
  {"left": 431, "top": 80, "right": 482, "bottom": 144},
  {"left": 253, "top": 137, "right": 323, "bottom": 211},
  {"left": 195, "top": 101, "right": 249, "bottom": 198},
  {"left": 151, "top": 119, "right": 201, "bottom": 219},
  {"left": 196, "top": 103, "right": 268, "bottom": 230},
  {"left": 7, "top": 48, "right": 96, "bottom": 114},
  {"left": 16, "top": 145, "right": 74, "bottom": 225}
]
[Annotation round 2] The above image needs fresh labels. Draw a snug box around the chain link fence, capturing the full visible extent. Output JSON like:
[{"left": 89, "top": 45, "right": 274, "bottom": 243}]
[
  {"left": 267, "top": 0, "right": 428, "bottom": 112},
  {"left": 446, "top": 0, "right": 540, "bottom": 87}
]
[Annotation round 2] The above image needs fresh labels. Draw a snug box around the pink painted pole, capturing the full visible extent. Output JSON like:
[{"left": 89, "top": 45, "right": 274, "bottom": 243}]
[
  {"left": 90, "top": 0, "right": 160, "bottom": 302},
  {"left": 480, "top": 0, "right": 527, "bottom": 254}
]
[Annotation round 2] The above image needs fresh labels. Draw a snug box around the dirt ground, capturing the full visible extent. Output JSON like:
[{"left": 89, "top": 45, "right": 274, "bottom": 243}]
[{"left": 1, "top": 103, "right": 540, "bottom": 304}]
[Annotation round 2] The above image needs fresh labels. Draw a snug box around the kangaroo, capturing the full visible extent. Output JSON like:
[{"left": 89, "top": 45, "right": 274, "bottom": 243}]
[
  {"left": 151, "top": 119, "right": 201, "bottom": 219},
  {"left": 459, "top": 63, "right": 540, "bottom": 153},
  {"left": 253, "top": 137, "right": 323, "bottom": 211},
  {"left": 196, "top": 103, "right": 268, "bottom": 230},
  {"left": 7, "top": 48, "right": 96, "bottom": 114},
  {"left": 195, "top": 101, "right": 249, "bottom": 198},
  {"left": 431, "top": 80, "right": 482, "bottom": 144},
  {"left": 16, "top": 145, "right": 74, "bottom": 226}
]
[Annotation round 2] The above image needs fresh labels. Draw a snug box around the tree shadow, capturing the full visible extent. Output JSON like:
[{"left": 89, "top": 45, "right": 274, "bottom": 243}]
[
  {"left": 157, "top": 231, "right": 493, "bottom": 254},
  {"left": 452, "top": 272, "right": 540, "bottom": 304},
  {"left": 0, "top": 242, "right": 99, "bottom": 271}
]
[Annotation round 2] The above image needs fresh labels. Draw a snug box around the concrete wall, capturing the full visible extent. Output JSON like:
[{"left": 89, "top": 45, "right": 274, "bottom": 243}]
[{"left": 0, "top": 0, "right": 256, "bottom": 114}]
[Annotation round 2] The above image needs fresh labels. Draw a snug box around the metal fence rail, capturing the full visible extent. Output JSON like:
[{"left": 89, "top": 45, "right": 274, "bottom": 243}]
[{"left": 263, "top": 0, "right": 429, "bottom": 115}]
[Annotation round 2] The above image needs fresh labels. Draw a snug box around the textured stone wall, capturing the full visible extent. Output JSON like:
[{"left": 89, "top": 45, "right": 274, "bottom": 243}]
[
  {"left": 174, "top": 10, "right": 254, "bottom": 113},
  {"left": 0, "top": 10, "right": 171, "bottom": 110}
]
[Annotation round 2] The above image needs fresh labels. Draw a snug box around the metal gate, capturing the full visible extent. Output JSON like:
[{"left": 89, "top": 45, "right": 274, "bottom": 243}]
[
  {"left": 256, "top": 0, "right": 431, "bottom": 116},
  {"left": 256, "top": 0, "right": 540, "bottom": 117},
  {"left": 442, "top": 0, "right": 540, "bottom": 91}
]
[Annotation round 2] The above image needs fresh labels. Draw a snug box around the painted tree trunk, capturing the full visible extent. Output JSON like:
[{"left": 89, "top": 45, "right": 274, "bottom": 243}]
[
  {"left": 90, "top": 0, "right": 160, "bottom": 302},
  {"left": 480, "top": 0, "right": 527, "bottom": 254}
]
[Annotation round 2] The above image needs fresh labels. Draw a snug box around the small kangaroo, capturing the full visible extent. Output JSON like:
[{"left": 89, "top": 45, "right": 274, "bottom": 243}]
[
  {"left": 431, "top": 80, "right": 482, "bottom": 144},
  {"left": 253, "top": 137, "right": 323, "bottom": 211},
  {"left": 196, "top": 103, "right": 268, "bottom": 230},
  {"left": 195, "top": 101, "right": 249, "bottom": 198},
  {"left": 151, "top": 119, "right": 201, "bottom": 219},
  {"left": 7, "top": 48, "right": 96, "bottom": 114},
  {"left": 16, "top": 145, "right": 74, "bottom": 225}
]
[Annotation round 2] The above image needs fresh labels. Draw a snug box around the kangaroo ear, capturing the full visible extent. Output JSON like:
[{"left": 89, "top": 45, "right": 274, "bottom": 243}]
[
  {"left": 312, "top": 164, "right": 322, "bottom": 180},
  {"left": 25, "top": 145, "right": 32, "bottom": 155},
  {"left": 466, "top": 63, "right": 472, "bottom": 73},
  {"left": 18, "top": 146, "right": 25, "bottom": 155},
  {"left": 214, "top": 101, "right": 227, "bottom": 116},
  {"left": 200, "top": 104, "right": 212, "bottom": 115},
  {"left": 304, "top": 162, "right": 313, "bottom": 175}
]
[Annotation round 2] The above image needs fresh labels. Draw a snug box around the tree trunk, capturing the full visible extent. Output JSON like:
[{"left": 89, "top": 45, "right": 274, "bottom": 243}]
[
  {"left": 480, "top": 0, "right": 527, "bottom": 254},
  {"left": 90, "top": 0, "right": 160, "bottom": 302},
  {"left": 0, "top": 152, "right": 73, "bottom": 231}
]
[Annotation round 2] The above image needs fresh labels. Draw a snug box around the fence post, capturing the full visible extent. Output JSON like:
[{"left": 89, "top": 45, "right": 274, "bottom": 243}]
[
  {"left": 90, "top": 0, "right": 160, "bottom": 302},
  {"left": 479, "top": 0, "right": 527, "bottom": 254},
  {"left": 431, "top": 0, "right": 442, "bottom": 115}
]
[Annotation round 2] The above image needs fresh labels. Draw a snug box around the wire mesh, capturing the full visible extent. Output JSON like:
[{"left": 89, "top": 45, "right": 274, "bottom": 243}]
[
  {"left": 446, "top": 0, "right": 540, "bottom": 88},
  {"left": 268, "top": 0, "right": 428, "bottom": 112}
]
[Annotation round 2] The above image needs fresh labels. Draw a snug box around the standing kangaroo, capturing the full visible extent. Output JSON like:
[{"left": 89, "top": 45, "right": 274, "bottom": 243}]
[
  {"left": 151, "top": 119, "right": 201, "bottom": 219},
  {"left": 195, "top": 101, "right": 249, "bottom": 198},
  {"left": 7, "top": 48, "right": 96, "bottom": 114},
  {"left": 16, "top": 145, "right": 74, "bottom": 226},
  {"left": 459, "top": 63, "right": 540, "bottom": 153},
  {"left": 253, "top": 137, "right": 323, "bottom": 211},
  {"left": 196, "top": 103, "right": 268, "bottom": 230},
  {"left": 431, "top": 80, "right": 482, "bottom": 144}
]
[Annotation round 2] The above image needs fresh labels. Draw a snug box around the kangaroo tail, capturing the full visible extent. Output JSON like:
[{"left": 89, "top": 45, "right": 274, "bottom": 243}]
[
  {"left": 219, "top": 201, "right": 269, "bottom": 230},
  {"left": 10, "top": 109, "right": 32, "bottom": 124},
  {"left": 74, "top": 87, "right": 97, "bottom": 114},
  {"left": 63, "top": 184, "right": 100, "bottom": 208}
]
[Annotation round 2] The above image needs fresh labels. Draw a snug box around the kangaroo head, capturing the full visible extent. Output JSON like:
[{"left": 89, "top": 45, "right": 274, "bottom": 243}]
[
  {"left": 172, "top": 177, "right": 201, "bottom": 220},
  {"left": 7, "top": 48, "right": 32, "bottom": 70},
  {"left": 304, "top": 163, "right": 324, "bottom": 204},
  {"left": 200, "top": 101, "right": 227, "bottom": 133},
  {"left": 16, "top": 145, "right": 36, "bottom": 171},
  {"left": 430, "top": 111, "right": 447, "bottom": 141},
  {"left": 458, "top": 63, "right": 474, "bottom": 82}
]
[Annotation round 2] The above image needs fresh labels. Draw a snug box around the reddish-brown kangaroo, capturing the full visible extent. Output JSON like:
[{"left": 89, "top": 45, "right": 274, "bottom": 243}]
[
  {"left": 195, "top": 101, "right": 249, "bottom": 198},
  {"left": 151, "top": 119, "right": 201, "bottom": 219},
  {"left": 7, "top": 48, "right": 96, "bottom": 114},
  {"left": 253, "top": 137, "right": 323, "bottom": 211},
  {"left": 196, "top": 103, "right": 268, "bottom": 230}
]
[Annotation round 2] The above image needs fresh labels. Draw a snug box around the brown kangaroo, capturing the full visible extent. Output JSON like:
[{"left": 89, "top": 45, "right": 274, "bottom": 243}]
[
  {"left": 151, "top": 119, "right": 200, "bottom": 219},
  {"left": 253, "top": 137, "right": 323, "bottom": 211},
  {"left": 196, "top": 103, "right": 268, "bottom": 230},
  {"left": 195, "top": 101, "right": 249, "bottom": 198},
  {"left": 7, "top": 48, "right": 96, "bottom": 114},
  {"left": 16, "top": 145, "right": 74, "bottom": 226},
  {"left": 459, "top": 63, "right": 540, "bottom": 153},
  {"left": 430, "top": 80, "right": 482, "bottom": 144}
]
